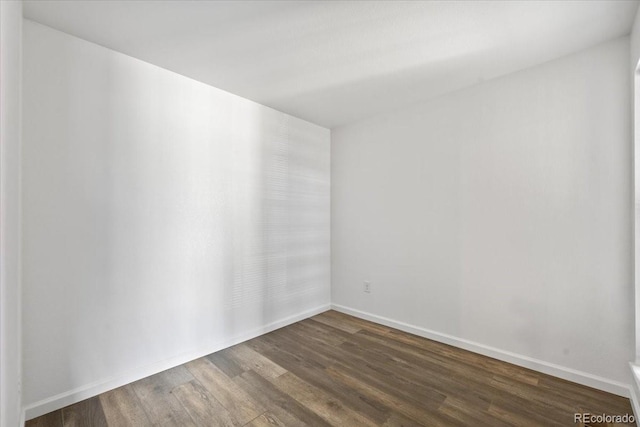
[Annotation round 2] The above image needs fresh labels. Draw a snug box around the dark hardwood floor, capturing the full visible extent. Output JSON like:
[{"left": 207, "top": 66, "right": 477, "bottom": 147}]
[{"left": 26, "top": 310, "right": 634, "bottom": 426}]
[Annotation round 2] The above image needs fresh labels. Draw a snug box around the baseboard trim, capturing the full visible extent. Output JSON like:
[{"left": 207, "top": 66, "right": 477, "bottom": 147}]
[
  {"left": 23, "top": 304, "right": 331, "bottom": 421},
  {"left": 331, "top": 304, "right": 631, "bottom": 398}
]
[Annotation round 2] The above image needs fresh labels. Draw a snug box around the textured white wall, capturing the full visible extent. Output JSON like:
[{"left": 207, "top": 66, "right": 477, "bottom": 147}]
[
  {"left": 332, "top": 37, "right": 633, "bottom": 390},
  {"left": 22, "top": 20, "right": 330, "bottom": 414},
  {"left": 0, "top": 2, "right": 23, "bottom": 426}
]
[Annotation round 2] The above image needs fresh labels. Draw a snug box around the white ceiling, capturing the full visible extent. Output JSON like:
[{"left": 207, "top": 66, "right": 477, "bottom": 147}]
[{"left": 24, "top": 0, "right": 639, "bottom": 128}]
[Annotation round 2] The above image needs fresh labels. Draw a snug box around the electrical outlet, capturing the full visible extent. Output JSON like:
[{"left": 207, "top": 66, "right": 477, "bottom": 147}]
[{"left": 364, "top": 281, "right": 371, "bottom": 293}]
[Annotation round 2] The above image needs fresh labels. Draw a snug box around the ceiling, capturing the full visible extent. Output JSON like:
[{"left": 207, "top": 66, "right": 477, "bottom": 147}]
[{"left": 24, "top": 1, "right": 639, "bottom": 128}]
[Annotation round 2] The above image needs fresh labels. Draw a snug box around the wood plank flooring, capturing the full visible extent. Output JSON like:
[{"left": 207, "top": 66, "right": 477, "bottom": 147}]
[{"left": 26, "top": 310, "right": 634, "bottom": 426}]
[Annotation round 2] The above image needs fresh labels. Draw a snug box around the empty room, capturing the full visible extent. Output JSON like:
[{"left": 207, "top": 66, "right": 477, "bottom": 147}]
[{"left": 3, "top": 0, "right": 640, "bottom": 425}]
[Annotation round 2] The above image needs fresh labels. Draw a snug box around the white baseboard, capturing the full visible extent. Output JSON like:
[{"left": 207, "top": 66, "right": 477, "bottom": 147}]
[
  {"left": 23, "top": 304, "right": 331, "bottom": 421},
  {"left": 332, "top": 303, "right": 631, "bottom": 398}
]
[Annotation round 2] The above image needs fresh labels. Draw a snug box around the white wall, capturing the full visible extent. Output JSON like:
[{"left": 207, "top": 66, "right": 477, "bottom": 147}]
[
  {"left": 0, "top": 1, "right": 23, "bottom": 426},
  {"left": 332, "top": 37, "right": 633, "bottom": 394},
  {"left": 22, "top": 20, "right": 330, "bottom": 418}
]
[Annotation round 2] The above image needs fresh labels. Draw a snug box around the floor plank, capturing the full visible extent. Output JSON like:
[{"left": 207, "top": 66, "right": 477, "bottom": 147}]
[
  {"left": 130, "top": 366, "right": 196, "bottom": 426},
  {"left": 225, "top": 343, "right": 287, "bottom": 380},
  {"left": 99, "top": 384, "right": 150, "bottom": 426},
  {"left": 309, "top": 312, "right": 362, "bottom": 334},
  {"left": 272, "top": 371, "right": 379, "bottom": 427},
  {"left": 206, "top": 350, "right": 246, "bottom": 379},
  {"left": 25, "top": 411, "right": 63, "bottom": 427},
  {"left": 172, "top": 380, "right": 237, "bottom": 426},
  {"left": 186, "top": 357, "right": 265, "bottom": 425},
  {"left": 244, "top": 412, "right": 287, "bottom": 427},
  {"left": 61, "top": 396, "right": 108, "bottom": 427},
  {"left": 252, "top": 329, "right": 391, "bottom": 424},
  {"left": 233, "top": 369, "right": 332, "bottom": 427}
]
